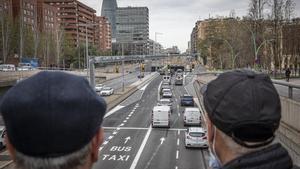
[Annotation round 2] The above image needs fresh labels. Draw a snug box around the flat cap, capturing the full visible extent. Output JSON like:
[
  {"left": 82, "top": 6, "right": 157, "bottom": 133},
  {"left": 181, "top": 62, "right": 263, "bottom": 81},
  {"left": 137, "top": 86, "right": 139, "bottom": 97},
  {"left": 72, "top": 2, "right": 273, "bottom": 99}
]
[
  {"left": 0, "top": 71, "right": 106, "bottom": 158},
  {"left": 203, "top": 70, "right": 281, "bottom": 147}
]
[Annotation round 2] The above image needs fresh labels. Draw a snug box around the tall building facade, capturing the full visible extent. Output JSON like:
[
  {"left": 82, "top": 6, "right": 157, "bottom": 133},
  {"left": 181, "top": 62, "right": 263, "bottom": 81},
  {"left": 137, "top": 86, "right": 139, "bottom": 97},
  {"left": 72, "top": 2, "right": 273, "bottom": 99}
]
[
  {"left": 45, "top": 0, "right": 96, "bottom": 47},
  {"left": 115, "top": 7, "right": 149, "bottom": 55},
  {"left": 101, "top": 0, "right": 117, "bottom": 40},
  {"left": 94, "top": 16, "right": 112, "bottom": 52}
]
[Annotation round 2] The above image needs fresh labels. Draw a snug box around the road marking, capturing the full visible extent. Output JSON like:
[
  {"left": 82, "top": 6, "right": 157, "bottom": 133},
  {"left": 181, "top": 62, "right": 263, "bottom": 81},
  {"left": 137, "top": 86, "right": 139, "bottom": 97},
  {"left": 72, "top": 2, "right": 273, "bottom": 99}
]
[
  {"left": 178, "top": 130, "right": 180, "bottom": 135},
  {"left": 176, "top": 150, "right": 179, "bottom": 159},
  {"left": 108, "top": 136, "right": 114, "bottom": 140},
  {"left": 99, "top": 147, "right": 103, "bottom": 151},
  {"left": 129, "top": 126, "right": 152, "bottom": 169},
  {"left": 105, "top": 105, "right": 125, "bottom": 118},
  {"left": 178, "top": 113, "right": 180, "bottom": 117},
  {"left": 112, "top": 131, "right": 118, "bottom": 135},
  {"left": 177, "top": 139, "right": 180, "bottom": 146},
  {"left": 158, "top": 81, "right": 162, "bottom": 101},
  {"left": 128, "top": 115, "right": 132, "bottom": 117},
  {"left": 126, "top": 117, "right": 130, "bottom": 120},
  {"left": 123, "top": 120, "right": 127, "bottom": 123},
  {"left": 103, "top": 127, "right": 187, "bottom": 131},
  {"left": 139, "top": 83, "right": 150, "bottom": 91},
  {"left": 175, "top": 166, "right": 178, "bottom": 169},
  {"left": 120, "top": 123, "right": 124, "bottom": 127},
  {"left": 103, "top": 141, "right": 108, "bottom": 145}
]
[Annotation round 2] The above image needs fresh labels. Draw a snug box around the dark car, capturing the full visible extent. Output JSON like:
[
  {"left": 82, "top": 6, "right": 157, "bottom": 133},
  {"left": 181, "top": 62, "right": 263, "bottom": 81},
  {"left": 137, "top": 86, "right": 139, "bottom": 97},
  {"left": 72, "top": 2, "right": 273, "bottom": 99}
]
[{"left": 180, "top": 95, "right": 194, "bottom": 106}]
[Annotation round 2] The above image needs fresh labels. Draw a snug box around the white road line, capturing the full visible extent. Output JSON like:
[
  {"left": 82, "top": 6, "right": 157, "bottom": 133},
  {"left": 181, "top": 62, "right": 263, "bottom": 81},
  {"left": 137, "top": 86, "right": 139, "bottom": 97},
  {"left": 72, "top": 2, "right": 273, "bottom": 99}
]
[
  {"left": 99, "top": 147, "right": 103, "bottom": 151},
  {"left": 103, "top": 127, "right": 187, "bottom": 131},
  {"left": 178, "top": 130, "right": 180, "bottom": 135},
  {"left": 120, "top": 123, "right": 124, "bottom": 127},
  {"left": 176, "top": 150, "right": 179, "bottom": 159},
  {"left": 175, "top": 166, "right": 178, "bottom": 169},
  {"left": 129, "top": 126, "right": 152, "bottom": 169},
  {"left": 158, "top": 81, "right": 162, "bottom": 101},
  {"left": 103, "top": 141, "right": 108, "bottom": 145},
  {"left": 139, "top": 83, "right": 150, "bottom": 91},
  {"left": 112, "top": 131, "right": 117, "bottom": 135},
  {"left": 128, "top": 115, "right": 132, "bottom": 117},
  {"left": 178, "top": 113, "right": 180, "bottom": 117},
  {"left": 126, "top": 117, "right": 130, "bottom": 120},
  {"left": 123, "top": 120, "right": 127, "bottom": 123},
  {"left": 108, "top": 136, "right": 113, "bottom": 140},
  {"left": 105, "top": 105, "right": 125, "bottom": 118},
  {"left": 177, "top": 139, "right": 180, "bottom": 146}
]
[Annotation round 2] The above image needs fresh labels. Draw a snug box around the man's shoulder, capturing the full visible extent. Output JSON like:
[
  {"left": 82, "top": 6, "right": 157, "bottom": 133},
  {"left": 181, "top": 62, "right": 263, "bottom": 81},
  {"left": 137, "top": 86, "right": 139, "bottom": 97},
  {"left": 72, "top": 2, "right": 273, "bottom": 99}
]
[{"left": 292, "top": 165, "right": 300, "bottom": 169}]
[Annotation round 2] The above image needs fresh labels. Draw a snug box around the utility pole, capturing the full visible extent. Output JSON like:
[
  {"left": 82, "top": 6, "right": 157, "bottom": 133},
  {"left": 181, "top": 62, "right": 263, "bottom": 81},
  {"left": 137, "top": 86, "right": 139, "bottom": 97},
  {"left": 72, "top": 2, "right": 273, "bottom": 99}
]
[
  {"left": 19, "top": 0, "right": 23, "bottom": 63},
  {"left": 122, "top": 43, "right": 125, "bottom": 92}
]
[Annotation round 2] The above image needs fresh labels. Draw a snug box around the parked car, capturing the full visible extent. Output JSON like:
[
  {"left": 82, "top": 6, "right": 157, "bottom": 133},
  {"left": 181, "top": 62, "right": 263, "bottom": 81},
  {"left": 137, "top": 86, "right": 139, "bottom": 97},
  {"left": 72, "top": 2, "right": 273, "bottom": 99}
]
[
  {"left": 0, "top": 126, "right": 6, "bottom": 149},
  {"left": 95, "top": 84, "right": 104, "bottom": 92},
  {"left": 185, "top": 127, "right": 208, "bottom": 148},
  {"left": 180, "top": 95, "right": 194, "bottom": 106},
  {"left": 0, "top": 64, "right": 15, "bottom": 72},
  {"left": 17, "top": 65, "right": 33, "bottom": 71},
  {"left": 100, "top": 87, "right": 114, "bottom": 96},
  {"left": 183, "top": 107, "right": 201, "bottom": 126}
]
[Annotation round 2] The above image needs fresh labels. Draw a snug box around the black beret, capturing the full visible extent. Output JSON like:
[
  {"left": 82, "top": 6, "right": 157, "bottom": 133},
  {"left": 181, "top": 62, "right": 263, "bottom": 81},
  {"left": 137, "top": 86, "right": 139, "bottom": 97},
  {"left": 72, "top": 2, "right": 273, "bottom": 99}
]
[
  {"left": 0, "top": 71, "right": 106, "bottom": 158},
  {"left": 203, "top": 70, "right": 281, "bottom": 144}
]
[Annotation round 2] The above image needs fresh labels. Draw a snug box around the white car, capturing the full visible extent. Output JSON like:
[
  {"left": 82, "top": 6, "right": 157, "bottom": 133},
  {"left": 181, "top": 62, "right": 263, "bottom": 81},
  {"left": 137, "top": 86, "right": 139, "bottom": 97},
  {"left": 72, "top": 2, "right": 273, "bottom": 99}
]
[
  {"left": 95, "top": 84, "right": 104, "bottom": 92},
  {"left": 162, "top": 91, "right": 173, "bottom": 98},
  {"left": 0, "top": 126, "right": 6, "bottom": 149},
  {"left": 100, "top": 87, "right": 114, "bottom": 96},
  {"left": 185, "top": 127, "right": 208, "bottom": 148},
  {"left": 157, "top": 98, "right": 173, "bottom": 112},
  {"left": 17, "top": 66, "right": 33, "bottom": 71},
  {"left": 0, "top": 64, "right": 15, "bottom": 71}
]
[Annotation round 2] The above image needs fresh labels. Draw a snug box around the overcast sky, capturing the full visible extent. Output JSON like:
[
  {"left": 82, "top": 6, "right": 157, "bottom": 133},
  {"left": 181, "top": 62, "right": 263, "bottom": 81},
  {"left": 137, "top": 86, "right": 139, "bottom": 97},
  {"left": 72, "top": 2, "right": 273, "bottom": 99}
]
[{"left": 79, "top": 0, "right": 300, "bottom": 52}]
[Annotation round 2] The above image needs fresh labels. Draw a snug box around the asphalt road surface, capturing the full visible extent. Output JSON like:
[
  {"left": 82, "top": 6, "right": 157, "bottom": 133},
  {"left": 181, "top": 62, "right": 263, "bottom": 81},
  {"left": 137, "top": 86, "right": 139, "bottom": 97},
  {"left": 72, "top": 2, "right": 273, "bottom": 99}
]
[{"left": 93, "top": 68, "right": 209, "bottom": 169}]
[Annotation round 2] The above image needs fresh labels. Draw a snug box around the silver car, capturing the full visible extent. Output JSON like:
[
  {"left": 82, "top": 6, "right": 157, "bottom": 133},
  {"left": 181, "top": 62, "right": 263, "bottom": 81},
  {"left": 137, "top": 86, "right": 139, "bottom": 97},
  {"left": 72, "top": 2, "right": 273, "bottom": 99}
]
[{"left": 185, "top": 127, "right": 208, "bottom": 148}]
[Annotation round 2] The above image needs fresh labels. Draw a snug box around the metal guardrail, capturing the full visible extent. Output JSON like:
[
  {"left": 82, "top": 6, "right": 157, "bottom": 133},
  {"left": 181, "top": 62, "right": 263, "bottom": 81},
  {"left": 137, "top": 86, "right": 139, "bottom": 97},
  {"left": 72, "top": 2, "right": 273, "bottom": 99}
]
[{"left": 195, "top": 71, "right": 300, "bottom": 100}]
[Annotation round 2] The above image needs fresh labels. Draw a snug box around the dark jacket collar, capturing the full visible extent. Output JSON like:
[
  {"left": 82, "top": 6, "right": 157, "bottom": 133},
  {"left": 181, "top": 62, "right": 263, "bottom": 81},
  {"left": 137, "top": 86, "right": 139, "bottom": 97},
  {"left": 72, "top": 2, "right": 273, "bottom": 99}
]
[{"left": 222, "top": 143, "right": 294, "bottom": 169}]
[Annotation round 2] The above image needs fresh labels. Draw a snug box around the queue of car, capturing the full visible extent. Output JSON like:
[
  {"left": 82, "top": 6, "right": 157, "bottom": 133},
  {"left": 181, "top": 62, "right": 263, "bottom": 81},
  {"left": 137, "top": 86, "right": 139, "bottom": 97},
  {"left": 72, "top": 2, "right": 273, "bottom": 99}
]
[{"left": 152, "top": 72, "right": 208, "bottom": 149}]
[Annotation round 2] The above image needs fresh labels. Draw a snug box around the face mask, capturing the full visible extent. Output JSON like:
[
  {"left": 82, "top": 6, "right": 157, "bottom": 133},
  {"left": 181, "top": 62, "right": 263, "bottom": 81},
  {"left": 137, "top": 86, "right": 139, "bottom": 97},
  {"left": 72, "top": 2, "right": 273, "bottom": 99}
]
[{"left": 208, "top": 126, "right": 222, "bottom": 169}]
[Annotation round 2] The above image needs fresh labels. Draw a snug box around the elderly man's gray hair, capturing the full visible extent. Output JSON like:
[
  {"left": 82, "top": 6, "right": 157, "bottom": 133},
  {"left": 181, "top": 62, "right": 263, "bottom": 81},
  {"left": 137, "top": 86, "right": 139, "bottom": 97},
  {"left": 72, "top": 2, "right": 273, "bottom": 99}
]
[{"left": 15, "top": 142, "right": 91, "bottom": 169}]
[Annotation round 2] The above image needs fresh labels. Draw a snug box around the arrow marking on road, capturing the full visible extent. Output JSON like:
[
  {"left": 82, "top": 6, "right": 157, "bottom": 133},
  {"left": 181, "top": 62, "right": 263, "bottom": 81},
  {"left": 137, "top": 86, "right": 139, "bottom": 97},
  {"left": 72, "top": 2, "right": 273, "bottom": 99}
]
[
  {"left": 160, "top": 137, "right": 165, "bottom": 145},
  {"left": 124, "top": 137, "right": 131, "bottom": 144}
]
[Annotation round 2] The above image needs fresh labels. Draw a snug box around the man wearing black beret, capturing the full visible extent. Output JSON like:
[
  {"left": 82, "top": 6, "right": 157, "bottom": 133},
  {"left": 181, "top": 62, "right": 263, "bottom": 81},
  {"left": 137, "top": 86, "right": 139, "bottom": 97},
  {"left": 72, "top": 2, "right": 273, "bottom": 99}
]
[
  {"left": 202, "top": 69, "right": 300, "bottom": 169},
  {"left": 0, "top": 71, "right": 107, "bottom": 169}
]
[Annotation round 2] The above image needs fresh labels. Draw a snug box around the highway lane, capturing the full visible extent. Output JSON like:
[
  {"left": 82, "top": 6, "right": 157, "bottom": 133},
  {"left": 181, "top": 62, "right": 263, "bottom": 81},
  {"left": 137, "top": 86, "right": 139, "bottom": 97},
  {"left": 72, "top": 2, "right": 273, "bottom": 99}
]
[{"left": 93, "top": 69, "right": 209, "bottom": 169}]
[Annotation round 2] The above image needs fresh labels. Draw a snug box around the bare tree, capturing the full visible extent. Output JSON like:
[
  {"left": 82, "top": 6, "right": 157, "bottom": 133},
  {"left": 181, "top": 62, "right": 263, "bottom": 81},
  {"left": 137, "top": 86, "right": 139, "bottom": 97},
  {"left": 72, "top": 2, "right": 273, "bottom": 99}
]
[
  {"left": 284, "top": 0, "right": 295, "bottom": 21},
  {"left": 0, "top": 2, "right": 13, "bottom": 64},
  {"left": 249, "top": 0, "right": 267, "bottom": 20}
]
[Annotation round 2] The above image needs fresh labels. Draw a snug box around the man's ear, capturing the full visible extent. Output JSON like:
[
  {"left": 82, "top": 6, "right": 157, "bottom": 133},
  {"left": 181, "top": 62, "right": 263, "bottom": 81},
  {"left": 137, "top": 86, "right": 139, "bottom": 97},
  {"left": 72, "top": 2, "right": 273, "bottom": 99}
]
[
  {"left": 5, "top": 134, "right": 16, "bottom": 161},
  {"left": 91, "top": 128, "right": 104, "bottom": 162}
]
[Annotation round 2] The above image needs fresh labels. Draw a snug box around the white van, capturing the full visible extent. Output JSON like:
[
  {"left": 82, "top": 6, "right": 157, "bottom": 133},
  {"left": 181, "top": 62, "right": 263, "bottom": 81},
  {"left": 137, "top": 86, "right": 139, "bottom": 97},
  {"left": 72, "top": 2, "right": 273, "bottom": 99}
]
[
  {"left": 183, "top": 108, "right": 201, "bottom": 126},
  {"left": 163, "top": 75, "right": 171, "bottom": 85},
  {"left": 152, "top": 106, "right": 171, "bottom": 128}
]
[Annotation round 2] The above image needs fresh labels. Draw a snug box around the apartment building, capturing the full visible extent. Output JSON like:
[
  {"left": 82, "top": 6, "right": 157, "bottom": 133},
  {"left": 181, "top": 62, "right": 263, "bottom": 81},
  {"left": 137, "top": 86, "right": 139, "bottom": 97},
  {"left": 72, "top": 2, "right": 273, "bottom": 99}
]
[
  {"left": 94, "top": 16, "right": 112, "bottom": 52},
  {"left": 44, "top": 0, "right": 97, "bottom": 47}
]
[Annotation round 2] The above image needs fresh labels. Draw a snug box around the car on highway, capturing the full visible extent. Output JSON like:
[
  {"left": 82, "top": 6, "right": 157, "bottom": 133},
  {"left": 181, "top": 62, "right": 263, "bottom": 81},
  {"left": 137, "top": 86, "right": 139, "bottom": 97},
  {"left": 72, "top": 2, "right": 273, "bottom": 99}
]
[
  {"left": 180, "top": 95, "right": 194, "bottom": 106},
  {"left": 183, "top": 107, "right": 201, "bottom": 126},
  {"left": 163, "top": 75, "right": 171, "bottom": 85},
  {"left": 0, "top": 126, "right": 6, "bottom": 149},
  {"left": 95, "top": 84, "right": 104, "bottom": 92},
  {"left": 100, "top": 87, "right": 114, "bottom": 96},
  {"left": 151, "top": 105, "right": 171, "bottom": 128},
  {"left": 162, "top": 88, "right": 172, "bottom": 98},
  {"left": 137, "top": 73, "right": 145, "bottom": 78},
  {"left": 160, "top": 84, "right": 171, "bottom": 95},
  {"left": 185, "top": 127, "right": 208, "bottom": 148},
  {"left": 157, "top": 98, "right": 173, "bottom": 112}
]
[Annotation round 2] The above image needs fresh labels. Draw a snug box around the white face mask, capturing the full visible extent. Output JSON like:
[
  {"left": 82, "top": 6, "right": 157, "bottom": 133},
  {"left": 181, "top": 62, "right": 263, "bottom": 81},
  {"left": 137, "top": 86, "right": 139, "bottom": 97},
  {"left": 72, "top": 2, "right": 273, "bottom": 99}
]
[{"left": 208, "top": 126, "right": 222, "bottom": 169}]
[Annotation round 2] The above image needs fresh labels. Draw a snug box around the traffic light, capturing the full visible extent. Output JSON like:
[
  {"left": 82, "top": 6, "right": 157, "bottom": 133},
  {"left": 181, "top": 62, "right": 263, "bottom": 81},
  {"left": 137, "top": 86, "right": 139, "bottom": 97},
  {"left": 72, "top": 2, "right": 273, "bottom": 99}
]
[{"left": 141, "top": 64, "right": 145, "bottom": 72}]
